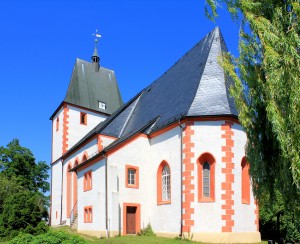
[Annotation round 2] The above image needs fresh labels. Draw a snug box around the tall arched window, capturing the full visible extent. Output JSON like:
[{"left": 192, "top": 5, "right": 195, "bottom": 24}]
[
  {"left": 198, "top": 153, "right": 215, "bottom": 202},
  {"left": 203, "top": 162, "right": 210, "bottom": 197},
  {"left": 73, "top": 160, "right": 79, "bottom": 215},
  {"left": 66, "top": 163, "right": 72, "bottom": 218},
  {"left": 241, "top": 158, "right": 250, "bottom": 204},
  {"left": 82, "top": 153, "right": 88, "bottom": 162},
  {"left": 162, "top": 165, "right": 170, "bottom": 201},
  {"left": 157, "top": 161, "right": 171, "bottom": 204}
]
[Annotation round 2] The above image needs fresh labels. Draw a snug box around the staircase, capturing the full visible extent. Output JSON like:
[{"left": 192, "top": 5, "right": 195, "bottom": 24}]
[
  {"left": 70, "top": 214, "right": 78, "bottom": 229},
  {"left": 69, "top": 201, "right": 78, "bottom": 229}
]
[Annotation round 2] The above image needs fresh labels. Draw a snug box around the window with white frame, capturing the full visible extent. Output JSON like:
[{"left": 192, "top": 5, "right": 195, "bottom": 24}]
[
  {"left": 128, "top": 168, "right": 136, "bottom": 185},
  {"left": 162, "top": 165, "right": 170, "bottom": 201},
  {"left": 125, "top": 165, "right": 139, "bottom": 189}
]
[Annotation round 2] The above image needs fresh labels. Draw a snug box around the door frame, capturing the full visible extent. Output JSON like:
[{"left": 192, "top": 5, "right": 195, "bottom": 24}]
[{"left": 123, "top": 203, "right": 141, "bottom": 235}]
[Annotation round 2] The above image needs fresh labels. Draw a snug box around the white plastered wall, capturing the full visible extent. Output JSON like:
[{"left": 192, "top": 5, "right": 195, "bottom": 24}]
[
  {"left": 193, "top": 120, "right": 224, "bottom": 232},
  {"left": 77, "top": 160, "right": 106, "bottom": 232},
  {"left": 148, "top": 127, "right": 182, "bottom": 234},
  {"left": 50, "top": 159, "right": 63, "bottom": 226},
  {"left": 101, "top": 135, "right": 116, "bottom": 148},
  {"left": 62, "top": 120, "right": 258, "bottom": 237},
  {"left": 107, "top": 135, "right": 151, "bottom": 234},
  {"left": 52, "top": 108, "right": 64, "bottom": 162},
  {"left": 67, "top": 105, "right": 107, "bottom": 149},
  {"left": 61, "top": 137, "right": 99, "bottom": 222},
  {"left": 105, "top": 127, "right": 182, "bottom": 235},
  {"left": 231, "top": 123, "right": 257, "bottom": 232}
]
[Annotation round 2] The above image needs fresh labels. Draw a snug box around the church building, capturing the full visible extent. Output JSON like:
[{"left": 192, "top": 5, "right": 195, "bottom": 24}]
[{"left": 50, "top": 27, "right": 261, "bottom": 243}]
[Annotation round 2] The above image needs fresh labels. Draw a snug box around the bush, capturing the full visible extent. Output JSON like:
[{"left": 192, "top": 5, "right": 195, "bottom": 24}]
[
  {"left": 138, "top": 223, "right": 155, "bottom": 236},
  {"left": 9, "top": 233, "right": 34, "bottom": 244},
  {"left": 9, "top": 230, "right": 86, "bottom": 244}
]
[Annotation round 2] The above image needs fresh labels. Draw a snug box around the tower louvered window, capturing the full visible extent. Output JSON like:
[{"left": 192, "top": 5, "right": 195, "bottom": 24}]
[
  {"left": 162, "top": 165, "right": 170, "bottom": 201},
  {"left": 203, "top": 161, "right": 210, "bottom": 197}
]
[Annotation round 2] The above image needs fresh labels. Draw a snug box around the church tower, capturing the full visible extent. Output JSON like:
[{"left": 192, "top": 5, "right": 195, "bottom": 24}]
[{"left": 50, "top": 34, "right": 123, "bottom": 225}]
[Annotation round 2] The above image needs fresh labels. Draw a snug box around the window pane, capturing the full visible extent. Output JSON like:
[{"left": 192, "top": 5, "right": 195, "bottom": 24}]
[
  {"left": 203, "top": 162, "right": 210, "bottom": 197},
  {"left": 128, "top": 169, "right": 136, "bottom": 185},
  {"left": 162, "top": 165, "right": 170, "bottom": 201},
  {"left": 88, "top": 172, "right": 92, "bottom": 189}
]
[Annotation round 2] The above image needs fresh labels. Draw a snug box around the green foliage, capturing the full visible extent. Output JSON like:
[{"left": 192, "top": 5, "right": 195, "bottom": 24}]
[
  {"left": 0, "top": 139, "right": 50, "bottom": 193},
  {"left": 205, "top": 0, "right": 300, "bottom": 240},
  {"left": 0, "top": 191, "right": 47, "bottom": 230},
  {"left": 9, "top": 230, "right": 86, "bottom": 244},
  {"left": 259, "top": 190, "right": 300, "bottom": 242},
  {"left": 0, "top": 139, "right": 50, "bottom": 241},
  {"left": 138, "top": 223, "right": 156, "bottom": 236},
  {"left": 9, "top": 233, "right": 34, "bottom": 244},
  {"left": 205, "top": 0, "right": 300, "bottom": 206}
]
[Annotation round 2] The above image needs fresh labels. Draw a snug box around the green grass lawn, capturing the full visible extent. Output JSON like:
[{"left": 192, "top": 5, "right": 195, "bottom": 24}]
[
  {"left": 54, "top": 227, "right": 200, "bottom": 243},
  {"left": 53, "top": 227, "right": 268, "bottom": 244},
  {"left": 0, "top": 226, "right": 269, "bottom": 244},
  {"left": 84, "top": 235, "right": 201, "bottom": 244}
]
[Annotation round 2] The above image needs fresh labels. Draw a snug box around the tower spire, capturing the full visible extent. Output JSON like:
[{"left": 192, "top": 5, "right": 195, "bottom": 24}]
[{"left": 92, "top": 29, "right": 101, "bottom": 71}]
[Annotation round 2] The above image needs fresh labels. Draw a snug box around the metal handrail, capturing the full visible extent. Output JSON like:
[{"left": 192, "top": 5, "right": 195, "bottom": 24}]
[{"left": 69, "top": 201, "right": 78, "bottom": 225}]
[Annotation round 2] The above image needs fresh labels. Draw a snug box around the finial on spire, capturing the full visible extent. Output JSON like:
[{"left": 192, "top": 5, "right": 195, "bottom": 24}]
[
  {"left": 92, "top": 29, "right": 102, "bottom": 45},
  {"left": 91, "top": 29, "right": 101, "bottom": 70}
]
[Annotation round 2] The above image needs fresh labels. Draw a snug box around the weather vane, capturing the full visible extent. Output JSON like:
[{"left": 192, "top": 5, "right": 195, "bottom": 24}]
[{"left": 92, "top": 29, "right": 102, "bottom": 44}]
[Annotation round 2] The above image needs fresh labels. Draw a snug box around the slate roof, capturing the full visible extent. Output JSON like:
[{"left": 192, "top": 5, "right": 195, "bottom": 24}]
[
  {"left": 65, "top": 27, "right": 238, "bottom": 158},
  {"left": 63, "top": 58, "right": 123, "bottom": 115}
]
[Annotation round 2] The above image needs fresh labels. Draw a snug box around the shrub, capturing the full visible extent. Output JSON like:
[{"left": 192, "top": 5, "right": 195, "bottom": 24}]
[
  {"left": 9, "top": 230, "right": 86, "bottom": 244},
  {"left": 138, "top": 223, "right": 156, "bottom": 236},
  {"left": 9, "top": 233, "right": 34, "bottom": 244}
]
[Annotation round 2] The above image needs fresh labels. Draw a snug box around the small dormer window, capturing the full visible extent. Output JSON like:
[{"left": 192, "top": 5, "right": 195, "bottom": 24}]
[{"left": 98, "top": 101, "right": 106, "bottom": 110}]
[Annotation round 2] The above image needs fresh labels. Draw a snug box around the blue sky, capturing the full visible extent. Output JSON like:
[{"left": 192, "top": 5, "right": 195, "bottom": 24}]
[{"left": 0, "top": 0, "right": 239, "bottom": 168}]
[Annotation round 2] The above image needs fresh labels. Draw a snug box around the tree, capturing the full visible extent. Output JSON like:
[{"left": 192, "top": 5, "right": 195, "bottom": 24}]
[
  {"left": 0, "top": 189, "right": 48, "bottom": 239},
  {"left": 205, "top": 0, "right": 300, "bottom": 200},
  {"left": 0, "top": 139, "right": 50, "bottom": 240},
  {"left": 259, "top": 189, "right": 300, "bottom": 241},
  {"left": 204, "top": 0, "right": 300, "bottom": 240},
  {"left": 0, "top": 139, "right": 49, "bottom": 193}
]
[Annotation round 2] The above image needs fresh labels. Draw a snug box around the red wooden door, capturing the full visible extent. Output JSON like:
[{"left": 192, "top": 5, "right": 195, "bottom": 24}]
[{"left": 126, "top": 207, "right": 136, "bottom": 234}]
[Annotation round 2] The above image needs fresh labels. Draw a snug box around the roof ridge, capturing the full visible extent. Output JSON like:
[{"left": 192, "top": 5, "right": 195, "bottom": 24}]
[
  {"left": 185, "top": 27, "right": 217, "bottom": 115},
  {"left": 76, "top": 58, "right": 115, "bottom": 72},
  {"left": 187, "top": 27, "right": 238, "bottom": 116},
  {"left": 118, "top": 93, "right": 143, "bottom": 137},
  {"left": 62, "top": 90, "right": 146, "bottom": 158},
  {"left": 147, "top": 30, "right": 214, "bottom": 89}
]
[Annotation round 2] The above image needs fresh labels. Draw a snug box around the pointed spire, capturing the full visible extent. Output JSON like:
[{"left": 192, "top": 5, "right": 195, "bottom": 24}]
[{"left": 92, "top": 29, "right": 101, "bottom": 71}]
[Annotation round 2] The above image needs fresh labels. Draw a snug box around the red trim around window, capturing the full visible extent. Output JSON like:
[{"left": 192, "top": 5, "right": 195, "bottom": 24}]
[
  {"left": 157, "top": 161, "right": 171, "bottom": 205},
  {"left": 241, "top": 157, "right": 250, "bottom": 204},
  {"left": 56, "top": 117, "right": 59, "bottom": 131},
  {"left": 83, "top": 170, "right": 92, "bottom": 191},
  {"left": 80, "top": 112, "right": 87, "bottom": 125},
  {"left": 84, "top": 206, "right": 93, "bottom": 223},
  {"left": 125, "top": 165, "right": 139, "bottom": 189},
  {"left": 197, "top": 152, "right": 215, "bottom": 202}
]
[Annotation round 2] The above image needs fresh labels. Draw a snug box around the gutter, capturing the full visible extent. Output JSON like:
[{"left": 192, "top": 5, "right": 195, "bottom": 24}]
[
  {"left": 104, "top": 155, "right": 109, "bottom": 238},
  {"left": 178, "top": 119, "right": 183, "bottom": 237},
  {"left": 60, "top": 160, "right": 64, "bottom": 225}
]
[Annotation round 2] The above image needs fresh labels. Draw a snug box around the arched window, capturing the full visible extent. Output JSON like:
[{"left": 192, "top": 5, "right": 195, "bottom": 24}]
[
  {"left": 241, "top": 158, "right": 250, "bottom": 204},
  {"left": 162, "top": 165, "right": 170, "bottom": 201},
  {"left": 203, "top": 162, "right": 210, "bottom": 197},
  {"left": 157, "top": 161, "right": 171, "bottom": 204},
  {"left": 73, "top": 160, "right": 79, "bottom": 215},
  {"left": 66, "top": 163, "right": 72, "bottom": 218},
  {"left": 198, "top": 153, "right": 215, "bottom": 202},
  {"left": 82, "top": 153, "right": 88, "bottom": 163}
]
